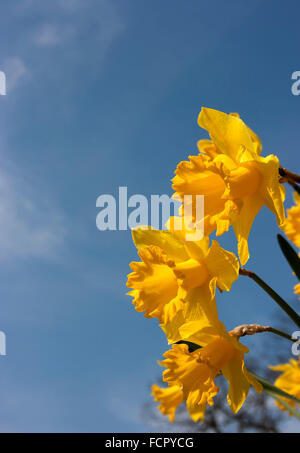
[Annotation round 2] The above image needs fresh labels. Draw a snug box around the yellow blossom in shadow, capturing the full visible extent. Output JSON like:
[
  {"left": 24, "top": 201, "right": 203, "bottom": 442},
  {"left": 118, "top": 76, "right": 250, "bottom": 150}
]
[
  {"left": 172, "top": 107, "right": 285, "bottom": 265},
  {"left": 159, "top": 331, "right": 262, "bottom": 419},
  {"left": 270, "top": 356, "right": 300, "bottom": 414}
]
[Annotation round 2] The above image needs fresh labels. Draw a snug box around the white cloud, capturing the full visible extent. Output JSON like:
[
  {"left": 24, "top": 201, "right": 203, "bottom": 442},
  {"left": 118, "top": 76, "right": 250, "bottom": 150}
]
[
  {"left": 3, "top": 1, "right": 126, "bottom": 89},
  {"left": 0, "top": 164, "right": 66, "bottom": 261},
  {"left": 2, "top": 57, "right": 29, "bottom": 93},
  {"left": 0, "top": 0, "right": 126, "bottom": 261},
  {"left": 32, "top": 23, "right": 75, "bottom": 47},
  {"left": 33, "top": 24, "right": 61, "bottom": 47},
  {"left": 32, "top": 1, "right": 125, "bottom": 59}
]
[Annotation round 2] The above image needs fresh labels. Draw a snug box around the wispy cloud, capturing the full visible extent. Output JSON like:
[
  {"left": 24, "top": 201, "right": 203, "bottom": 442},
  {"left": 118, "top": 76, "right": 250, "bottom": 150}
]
[
  {"left": 10, "top": 0, "right": 125, "bottom": 63},
  {"left": 0, "top": 163, "right": 65, "bottom": 261},
  {"left": 2, "top": 57, "right": 30, "bottom": 93},
  {"left": 0, "top": 1, "right": 127, "bottom": 262},
  {"left": 32, "top": 23, "right": 72, "bottom": 47}
]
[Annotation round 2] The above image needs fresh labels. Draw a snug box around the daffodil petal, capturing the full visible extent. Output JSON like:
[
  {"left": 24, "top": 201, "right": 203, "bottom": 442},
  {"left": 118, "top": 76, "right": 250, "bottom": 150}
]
[
  {"left": 198, "top": 107, "right": 255, "bottom": 161},
  {"left": 242, "top": 363, "right": 263, "bottom": 395},
  {"left": 204, "top": 240, "right": 240, "bottom": 291},
  {"left": 256, "top": 154, "right": 286, "bottom": 227},
  {"left": 161, "top": 284, "right": 223, "bottom": 345},
  {"left": 186, "top": 401, "right": 206, "bottom": 422},
  {"left": 231, "top": 195, "right": 264, "bottom": 265},
  {"left": 132, "top": 227, "right": 188, "bottom": 261},
  {"left": 222, "top": 352, "right": 250, "bottom": 414},
  {"left": 152, "top": 384, "right": 183, "bottom": 422}
]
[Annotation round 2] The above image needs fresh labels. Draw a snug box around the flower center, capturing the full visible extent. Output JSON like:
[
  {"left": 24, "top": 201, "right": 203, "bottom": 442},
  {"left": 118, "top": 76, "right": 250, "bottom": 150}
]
[
  {"left": 200, "top": 337, "right": 236, "bottom": 371},
  {"left": 173, "top": 259, "right": 210, "bottom": 290},
  {"left": 143, "top": 264, "right": 178, "bottom": 305},
  {"left": 225, "top": 162, "right": 262, "bottom": 199}
]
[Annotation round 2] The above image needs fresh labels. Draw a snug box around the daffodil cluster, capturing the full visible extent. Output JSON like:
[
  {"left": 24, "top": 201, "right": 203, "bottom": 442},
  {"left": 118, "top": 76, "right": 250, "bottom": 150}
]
[{"left": 126, "top": 107, "right": 288, "bottom": 423}]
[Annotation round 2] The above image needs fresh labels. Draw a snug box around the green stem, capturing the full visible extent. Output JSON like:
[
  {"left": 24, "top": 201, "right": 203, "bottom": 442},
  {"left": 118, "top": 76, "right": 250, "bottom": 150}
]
[
  {"left": 267, "top": 392, "right": 300, "bottom": 421},
  {"left": 240, "top": 268, "right": 300, "bottom": 328},
  {"left": 250, "top": 372, "right": 300, "bottom": 405},
  {"left": 269, "top": 327, "right": 298, "bottom": 343},
  {"left": 250, "top": 372, "right": 300, "bottom": 420}
]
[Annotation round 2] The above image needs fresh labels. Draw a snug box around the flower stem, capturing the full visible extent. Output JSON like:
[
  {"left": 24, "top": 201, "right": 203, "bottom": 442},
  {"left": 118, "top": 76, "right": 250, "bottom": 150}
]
[
  {"left": 279, "top": 167, "right": 300, "bottom": 183},
  {"left": 269, "top": 393, "right": 300, "bottom": 420},
  {"left": 279, "top": 167, "right": 300, "bottom": 194},
  {"left": 230, "top": 323, "right": 296, "bottom": 343},
  {"left": 268, "top": 327, "right": 297, "bottom": 343},
  {"left": 239, "top": 268, "right": 300, "bottom": 328},
  {"left": 251, "top": 371, "right": 300, "bottom": 405}
]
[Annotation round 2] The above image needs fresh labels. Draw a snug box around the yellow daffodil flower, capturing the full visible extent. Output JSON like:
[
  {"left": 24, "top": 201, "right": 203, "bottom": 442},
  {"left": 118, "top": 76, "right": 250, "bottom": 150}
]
[
  {"left": 159, "top": 332, "right": 262, "bottom": 418},
  {"left": 126, "top": 219, "right": 239, "bottom": 326},
  {"left": 270, "top": 357, "right": 300, "bottom": 414},
  {"left": 172, "top": 107, "right": 285, "bottom": 265}
]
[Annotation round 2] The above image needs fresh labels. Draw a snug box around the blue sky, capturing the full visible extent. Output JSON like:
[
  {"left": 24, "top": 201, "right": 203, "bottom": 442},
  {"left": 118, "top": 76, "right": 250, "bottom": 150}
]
[{"left": 0, "top": 0, "right": 299, "bottom": 432}]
